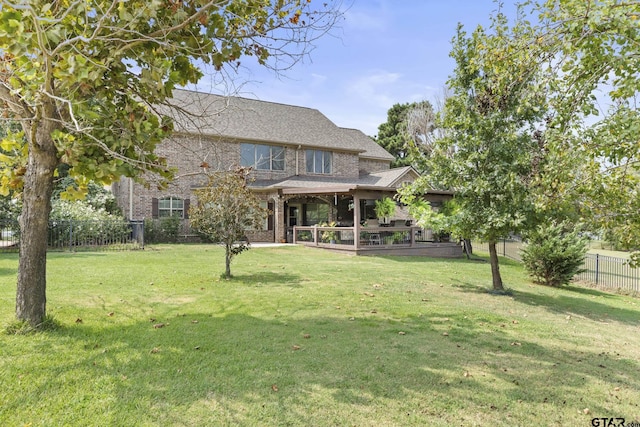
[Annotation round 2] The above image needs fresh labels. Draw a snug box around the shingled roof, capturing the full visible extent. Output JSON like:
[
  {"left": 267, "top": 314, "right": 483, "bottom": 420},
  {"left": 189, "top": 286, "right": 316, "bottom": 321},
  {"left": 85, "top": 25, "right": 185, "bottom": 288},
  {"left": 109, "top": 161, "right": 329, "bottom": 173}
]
[
  {"left": 251, "top": 166, "right": 420, "bottom": 194},
  {"left": 161, "top": 89, "right": 393, "bottom": 161}
]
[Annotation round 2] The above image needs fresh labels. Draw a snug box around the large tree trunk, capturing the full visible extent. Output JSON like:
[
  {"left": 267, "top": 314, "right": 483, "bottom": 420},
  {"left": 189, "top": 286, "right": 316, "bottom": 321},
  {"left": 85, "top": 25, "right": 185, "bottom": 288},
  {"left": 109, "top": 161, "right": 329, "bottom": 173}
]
[
  {"left": 16, "top": 119, "right": 58, "bottom": 328},
  {"left": 488, "top": 241, "right": 505, "bottom": 291}
]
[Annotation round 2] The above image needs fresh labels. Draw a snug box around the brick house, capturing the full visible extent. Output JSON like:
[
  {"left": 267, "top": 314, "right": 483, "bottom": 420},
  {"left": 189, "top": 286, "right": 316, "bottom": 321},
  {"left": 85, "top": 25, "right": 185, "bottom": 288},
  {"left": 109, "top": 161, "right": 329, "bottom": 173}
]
[{"left": 111, "top": 90, "right": 459, "bottom": 255}]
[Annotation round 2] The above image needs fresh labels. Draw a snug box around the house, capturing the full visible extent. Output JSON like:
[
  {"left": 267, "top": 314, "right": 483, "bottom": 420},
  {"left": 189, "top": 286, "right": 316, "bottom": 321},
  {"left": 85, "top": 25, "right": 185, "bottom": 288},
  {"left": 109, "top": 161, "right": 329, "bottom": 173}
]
[{"left": 111, "top": 89, "right": 461, "bottom": 256}]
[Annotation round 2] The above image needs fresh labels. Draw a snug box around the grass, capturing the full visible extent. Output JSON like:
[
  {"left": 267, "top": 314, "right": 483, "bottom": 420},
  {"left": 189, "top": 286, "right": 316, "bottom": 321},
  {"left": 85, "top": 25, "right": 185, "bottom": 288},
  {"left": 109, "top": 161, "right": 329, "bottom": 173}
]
[{"left": 1, "top": 244, "right": 639, "bottom": 426}]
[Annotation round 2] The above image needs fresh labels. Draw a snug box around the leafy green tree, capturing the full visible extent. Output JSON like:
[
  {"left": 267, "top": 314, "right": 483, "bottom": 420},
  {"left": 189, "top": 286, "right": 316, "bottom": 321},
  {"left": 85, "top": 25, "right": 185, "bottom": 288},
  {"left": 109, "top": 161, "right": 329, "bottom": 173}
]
[
  {"left": 375, "top": 101, "right": 434, "bottom": 169},
  {"left": 189, "top": 168, "right": 268, "bottom": 279},
  {"left": 52, "top": 176, "right": 121, "bottom": 216},
  {"left": 527, "top": 0, "right": 640, "bottom": 258},
  {"left": 406, "top": 14, "right": 547, "bottom": 292},
  {"left": 0, "top": 0, "right": 341, "bottom": 327}
]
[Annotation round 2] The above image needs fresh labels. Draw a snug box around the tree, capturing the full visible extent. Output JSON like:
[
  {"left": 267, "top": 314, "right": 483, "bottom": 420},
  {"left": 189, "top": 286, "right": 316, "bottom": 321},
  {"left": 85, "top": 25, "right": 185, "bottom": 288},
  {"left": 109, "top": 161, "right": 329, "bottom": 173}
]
[
  {"left": 0, "top": 0, "right": 341, "bottom": 327},
  {"left": 375, "top": 101, "right": 435, "bottom": 169},
  {"left": 189, "top": 168, "right": 268, "bottom": 279},
  {"left": 406, "top": 13, "right": 548, "bottom": 292},
  {"left": 527, "top": 0, "right": 640, "bottom": 257}
]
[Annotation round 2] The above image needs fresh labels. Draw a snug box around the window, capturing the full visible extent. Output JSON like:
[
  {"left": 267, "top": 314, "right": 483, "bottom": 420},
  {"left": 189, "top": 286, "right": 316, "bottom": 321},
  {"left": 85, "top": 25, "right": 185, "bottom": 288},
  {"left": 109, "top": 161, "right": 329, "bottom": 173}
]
[
  {"left": 246, "top": 201, "right": 273, "bottom": 231},
  {"left": 304, "top": 203, "right": 329, "bottom": 225},
  {"left": 306, "top": 149, "right": 332, "bottom": 174},
  {"left": 241, "top": 143, "right": 285, "bottom": 171},
  {"left": 157, "top": 197, "right": 185, "bottom": 218},
  {"left": 255, "top": 201, "right": 269, "bottom": 230}
]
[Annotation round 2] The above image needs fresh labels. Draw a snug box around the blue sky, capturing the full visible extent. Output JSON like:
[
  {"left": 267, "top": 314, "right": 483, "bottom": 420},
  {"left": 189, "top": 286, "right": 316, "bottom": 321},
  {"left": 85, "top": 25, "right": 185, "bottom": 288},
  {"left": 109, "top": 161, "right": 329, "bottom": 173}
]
[{"left": 197, "top": 1, "right": 519, "bottom": 137}]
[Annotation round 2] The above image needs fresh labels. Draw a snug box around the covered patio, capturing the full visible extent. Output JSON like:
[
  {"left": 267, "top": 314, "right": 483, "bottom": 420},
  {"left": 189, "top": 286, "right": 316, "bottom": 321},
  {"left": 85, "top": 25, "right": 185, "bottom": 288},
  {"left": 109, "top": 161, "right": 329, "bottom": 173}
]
[
  {"left": 253, "top": 169, "right": 462, "bottom": 257},
  {"left": 288, "top": 189, "right": 461, "bottom": 257}
]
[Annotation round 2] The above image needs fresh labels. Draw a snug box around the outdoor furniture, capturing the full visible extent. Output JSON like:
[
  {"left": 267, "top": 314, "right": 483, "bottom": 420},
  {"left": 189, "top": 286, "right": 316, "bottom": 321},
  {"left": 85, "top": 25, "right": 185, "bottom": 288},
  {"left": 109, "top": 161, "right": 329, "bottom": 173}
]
[{"left": 369, "top": 233, "right": 381, "bottom": 245}]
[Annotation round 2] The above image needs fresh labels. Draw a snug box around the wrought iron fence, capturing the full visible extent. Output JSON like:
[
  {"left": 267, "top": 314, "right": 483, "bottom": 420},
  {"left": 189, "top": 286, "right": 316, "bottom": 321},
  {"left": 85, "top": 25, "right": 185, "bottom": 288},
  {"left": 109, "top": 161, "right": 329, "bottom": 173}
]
[
  {"left": 0, "top": 219, "right": 144, "bottom": 252},
  {"left": 473, "top": 238, "right": 639, "bottom": 293},
  {"left": 576, "top": 253, "right": 640, "bottom": 293},
  {"left": 472, "top": 238, "right": 524, "bottom": 262}
]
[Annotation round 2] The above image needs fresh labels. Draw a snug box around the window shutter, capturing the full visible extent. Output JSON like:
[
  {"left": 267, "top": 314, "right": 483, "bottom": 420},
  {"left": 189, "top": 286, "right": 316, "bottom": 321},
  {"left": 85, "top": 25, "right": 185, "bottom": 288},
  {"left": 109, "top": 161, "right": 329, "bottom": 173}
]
[
  {"left": 183, "top": 199, "right": 190, "bottom": 219},
  {"left": 152, "top": 198, "right": 158, "bottom": 219},
  {"left": 267, "top": 202, "right": 274, "bottom": 231}
]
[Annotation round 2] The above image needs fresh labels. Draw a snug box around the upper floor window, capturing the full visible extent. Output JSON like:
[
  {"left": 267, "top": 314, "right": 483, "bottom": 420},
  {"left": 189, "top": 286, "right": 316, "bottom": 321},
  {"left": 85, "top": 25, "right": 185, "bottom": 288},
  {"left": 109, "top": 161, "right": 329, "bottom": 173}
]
[
  {"left": 241, "top": 143, "right": 285, "bottom": 171},
  {"left": 306, "top": 149, "right": 332, "bottom": 174},
  {"left": 158, "top": 197, "right": 185, "bottom": 218}
]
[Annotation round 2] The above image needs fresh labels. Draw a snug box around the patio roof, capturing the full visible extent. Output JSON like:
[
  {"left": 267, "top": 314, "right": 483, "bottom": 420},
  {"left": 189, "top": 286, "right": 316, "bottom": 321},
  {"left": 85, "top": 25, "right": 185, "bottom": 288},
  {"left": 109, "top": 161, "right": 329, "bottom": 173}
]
[{"left": 250, "top": 166, "right": 442, "bottom": 195}]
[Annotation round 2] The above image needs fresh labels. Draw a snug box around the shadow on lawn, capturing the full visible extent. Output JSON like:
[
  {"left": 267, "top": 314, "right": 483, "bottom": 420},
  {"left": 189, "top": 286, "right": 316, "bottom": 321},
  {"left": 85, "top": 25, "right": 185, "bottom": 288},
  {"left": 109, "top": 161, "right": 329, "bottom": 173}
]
[
  {"left": 512, "top": 288, "right": 640, "bottom": 326},
  {"left": 376, "top": 255, "right": 471, "bottom": 264},
  {"left": 0, "top": 267, "right": 16, "bottom": 277},
  {"left": 230, "top": 272, "right": 302, "bottom": 286},
  {"left": 450, "top": 280, "right": 639, "bottom": 326},
  {"left": 7, "top": 310, "right": 638, "bottom": 425}
]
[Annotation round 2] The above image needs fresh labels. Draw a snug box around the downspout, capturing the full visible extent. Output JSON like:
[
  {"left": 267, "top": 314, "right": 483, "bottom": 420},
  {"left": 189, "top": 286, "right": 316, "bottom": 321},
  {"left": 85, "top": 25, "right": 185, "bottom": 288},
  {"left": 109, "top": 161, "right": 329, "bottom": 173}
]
[{"left": 129, "top": 177, "right": 134, "bottom": 220}]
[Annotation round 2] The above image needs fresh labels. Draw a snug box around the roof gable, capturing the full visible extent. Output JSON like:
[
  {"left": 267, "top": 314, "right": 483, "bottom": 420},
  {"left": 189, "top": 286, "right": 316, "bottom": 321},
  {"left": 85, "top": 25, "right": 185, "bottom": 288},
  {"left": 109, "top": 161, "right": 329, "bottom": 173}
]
[
  {"left": 161, "top": 90, "right": 394, "bottom": 159},
  {"left": 339, "top": 128, "right": 394, "bottom": 161}
]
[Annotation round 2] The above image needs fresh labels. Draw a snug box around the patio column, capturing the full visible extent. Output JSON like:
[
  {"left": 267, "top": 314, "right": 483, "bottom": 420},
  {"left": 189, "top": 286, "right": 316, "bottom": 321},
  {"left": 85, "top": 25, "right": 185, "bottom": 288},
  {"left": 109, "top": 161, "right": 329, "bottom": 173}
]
[
  {"left": 353, "top": 193, "right": 361, "bottom": 250},
  {"left": 274, "top": 196, "right": 285, "bottom": 243}
]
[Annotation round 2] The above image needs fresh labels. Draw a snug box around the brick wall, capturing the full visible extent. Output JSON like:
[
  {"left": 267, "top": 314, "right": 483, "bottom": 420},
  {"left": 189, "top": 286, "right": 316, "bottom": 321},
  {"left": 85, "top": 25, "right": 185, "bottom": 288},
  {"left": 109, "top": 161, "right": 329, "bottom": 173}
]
[
  {"left": 111, "top": 134, "right": 392, "bottom": 242},
  {"left": 359, "top": 158, "right": 391, "bottom": 174}
]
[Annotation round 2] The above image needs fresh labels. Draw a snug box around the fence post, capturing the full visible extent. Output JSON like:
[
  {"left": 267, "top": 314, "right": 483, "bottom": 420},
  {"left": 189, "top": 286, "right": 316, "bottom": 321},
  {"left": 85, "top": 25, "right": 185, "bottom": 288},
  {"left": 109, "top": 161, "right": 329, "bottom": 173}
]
[
  {"left": 595, "top": 254, "right": 599, "bottom": 285},
  {"left": 68, "top": 220, "right": 73, "bottom": 251},
  {"left": 503, "top": 239, "right": 506, "bottom": 257}
]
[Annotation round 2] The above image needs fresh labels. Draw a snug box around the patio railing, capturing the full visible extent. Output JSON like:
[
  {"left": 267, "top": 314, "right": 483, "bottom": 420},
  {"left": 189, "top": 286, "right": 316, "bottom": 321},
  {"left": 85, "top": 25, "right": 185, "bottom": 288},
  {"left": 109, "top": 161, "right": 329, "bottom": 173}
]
[{"left": 293, "top": 225, "right": 442, "bottom": 250}]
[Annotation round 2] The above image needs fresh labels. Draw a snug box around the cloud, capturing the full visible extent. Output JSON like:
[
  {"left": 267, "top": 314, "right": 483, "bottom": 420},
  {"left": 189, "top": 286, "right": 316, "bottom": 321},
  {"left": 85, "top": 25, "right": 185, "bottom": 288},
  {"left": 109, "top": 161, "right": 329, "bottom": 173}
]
[
  {"left": 310, "top": 73, "right": 328, "bottom": 87},
  {"left": 348, "top": 70, "right": 402, "bottom": 108},
  {"left": 344, "top": 8, "right": 387, "bottom": 32}
]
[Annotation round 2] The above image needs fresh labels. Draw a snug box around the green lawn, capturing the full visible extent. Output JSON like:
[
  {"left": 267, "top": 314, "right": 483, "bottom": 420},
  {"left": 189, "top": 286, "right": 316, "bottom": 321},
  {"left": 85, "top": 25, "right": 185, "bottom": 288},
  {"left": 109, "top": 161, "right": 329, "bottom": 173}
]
[{"left": 1, "top": 245, "right": 639, "bottom": 426}]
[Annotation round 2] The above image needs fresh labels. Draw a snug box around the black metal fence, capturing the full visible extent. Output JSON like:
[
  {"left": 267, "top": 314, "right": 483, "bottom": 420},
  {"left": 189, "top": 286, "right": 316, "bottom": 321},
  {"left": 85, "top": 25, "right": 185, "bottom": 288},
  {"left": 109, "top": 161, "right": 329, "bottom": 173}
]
[
  {"left": 0, "top": 219, "right": 144, "bottom": 252},
  {"left": 473, "top": 239, "right": 524, "bottom": 262},
  {"left": 576, "top": 253, "right": 640, "bottom": 293},
  {"left": 474, "top": 239, "right": 639, "bottom": 293}
]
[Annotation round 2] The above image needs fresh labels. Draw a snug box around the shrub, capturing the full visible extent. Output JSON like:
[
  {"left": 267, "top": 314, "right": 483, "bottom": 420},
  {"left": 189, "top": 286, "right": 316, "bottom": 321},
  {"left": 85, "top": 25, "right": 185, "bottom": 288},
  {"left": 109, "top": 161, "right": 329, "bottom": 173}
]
[
  {"left": 319, "top": 221, "right": 338, "bottom": 243},
  {"left": 144, "top": 216, "right": 181, "bottom": 243},
  {"left": 522, "top": 221, "right": 588, "bottom": 287},
  {"left": 48, "top": 200, "right": 130, "bottom": 246}
]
